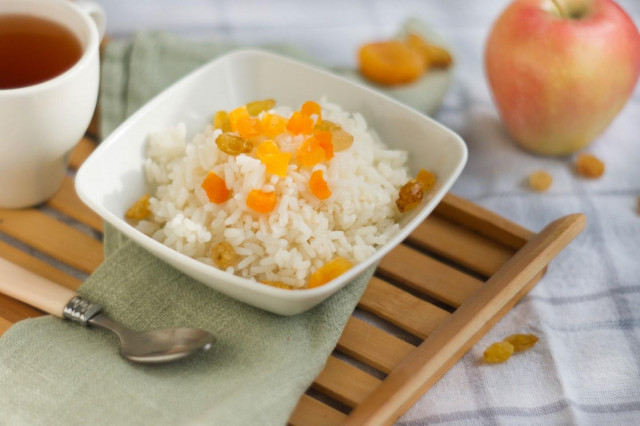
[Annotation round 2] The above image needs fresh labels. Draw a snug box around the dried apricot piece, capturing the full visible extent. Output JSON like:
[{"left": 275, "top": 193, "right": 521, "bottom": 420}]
[
  {"left": 216, "top": 133, "right": 253, "bottom": 156},
  {"left": 213, "top": 110, "right": 231, "bottom": 132},
  {"left": 126, "top": 194, "right": 151, "bottom": 220},
  {"left": 308, "top": 257, "right": 353, "bottom": 288},
  {"left": 261, "top": 152, "right": 291, "bottom": 177},
  {"left": 211, "top": 241, "right": 237, "bottom": 268},
  {"left": 300, "top": 100, "right": 322, "bottom": 122},
  {"left": 315, "top": 130, "right": 334, "bottom": 161},
  {"left": 260, "top": 113, "right": 287, "bottom": 138},
  {"left": 406, "top": 32, "right": 453, "bottom": 68},
  {"left": 246, "top": 99, "right": 275, "bottom": 116},
  {"left": 261, "top": 280, "right": 294, "bottom": 289},
  {"left": 503, "top": 334, "right": 538, "bottom": 352},
  {"left": 396, "top": 179, "right": 424, "bottom": 212},
  {"left": 297, "top": 136, "right": 326, "bottom": 167},
  {"left": 359, "top": 40, "right": 425, "bottom": 86},
  {"left": 315, "top": 120, "right": 353, "bottom": 152},
  {"left": 256, "top": 140, "right": 280, "bottom": 158},
  {"left": 576, "top": 153, "right": 605, "bottom": 178},
  {"left": 483, "top": 341, "right": 514, "bottom": 363},
  {"left": 286, "top": 111, "right": 314, "bottom": 135},
  {"left": 201, "top": 171, "right": 229, "bottom": 204},
  {"left": 228, "top": 106, "right": 261, "bottom": 138},
  {"left": 246, "top": 189, "right": 276, "bottom": 213},
  {"left": 416, "top": 168, "right": 436, "bottom": 190},
  {"left": 529, "top": 170, "right": 553, "bottom": 192},
  {"left": 228, "top": 106, "right": 250, "bottom": 131},
  {"left": 309, "top": 170, "right": 331, "bottom": 200}
]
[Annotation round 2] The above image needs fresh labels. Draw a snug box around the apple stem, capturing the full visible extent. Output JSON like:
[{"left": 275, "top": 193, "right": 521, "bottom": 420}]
[{"left": 550, "top": 0, "right": 568, "bottom": 19}]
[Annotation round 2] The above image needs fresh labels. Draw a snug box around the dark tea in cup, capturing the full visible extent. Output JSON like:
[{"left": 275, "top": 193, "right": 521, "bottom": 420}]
[{"left": 0, "top": 14, "right": 83, "bottom": 89}]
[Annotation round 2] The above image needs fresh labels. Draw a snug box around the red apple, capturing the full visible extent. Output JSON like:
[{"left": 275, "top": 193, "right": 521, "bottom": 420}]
[{"left": 485, "top": 0, "right": 640, "bottom": 155}]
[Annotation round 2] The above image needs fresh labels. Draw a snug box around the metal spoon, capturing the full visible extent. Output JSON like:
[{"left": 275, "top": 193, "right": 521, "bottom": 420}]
[{"left": 0, "top": 258, "right": 215, "bottom": 364}]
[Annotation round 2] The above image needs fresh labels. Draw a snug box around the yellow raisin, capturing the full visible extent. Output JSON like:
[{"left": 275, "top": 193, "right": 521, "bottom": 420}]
[
  {"left": 315, "top": 120, "right": 353, "bottom": 152},
  {"left": 503, "top": 334, "right": 539, "bottom": 352},
  {"left": 529, "top": 170, "right": 553, "bottom": 192},
  {"left": 396, "top": 179, "right": 424, "bottom": 213},
  {"left": 210, "top": 241, "right": 237, "bottom": 269},
  {"left": 125, "top": 194, "right": 151, "bottom": 220},
  {"left": 246, "top": 99, "right": 276, "bottom": 116},
  {"left": 576, "top": 153, "right": 605, "bottom": 178},
  {"left": 216, "top": 132, "right": 253, "bottom": 156},
  {"left": 213, "top": 110, "right": 231, "bottom": 132},
  {"left": 483, "top": 341, "right": 514, "bottom": 363},
  {"left": 261, "top": 280, "right": 294, "bottom": 289}
]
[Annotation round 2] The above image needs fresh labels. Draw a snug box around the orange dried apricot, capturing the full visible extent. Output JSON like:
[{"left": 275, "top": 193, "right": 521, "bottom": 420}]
[
  {"left": 246, "top": 189, "right": 276, "bottom": 213},
  {"left": 297, "top": 136, "right": 326, "bottom": 167},
  {"left": 201, "top": 171, "right": 229, "bottom": 204},
  {"left": 359, "top": 40, "right": 425, "bottom": 86},
  {"left": 213, "top": 110, "right": 231, "bottom": 132},
  {"left": 396, "top": 179, "right": 424, "bottom": 212},
  {"left": 315, "top": 130, "right": 334, "bottom": 161},
  {"left": 315, "top": 120, "right": 353, "bottom": 152},
  {"left": 576, "top": 153, "right": 605, "bottom": 178},
  {"left": 256, "top": 140, "right": 280, "bottom": 158},
  {"left": 503, "top": 334, "right": 538, "bottom": 352},
  {"left": 416, "top": 168, "right": 436, "bottom": 190},
  {"left": 483, "top": 341, "right": 514, "bottom": 363},
  {"left": 260, "top": 113, "right": 287, "bottom": 138},
  {"left": 286, "top": 111, "right": 314, "bottom": 135},
  {"left": 309, "top": 170, "right": 331, "bottom": 200},
  {"left": 529, "top": 170, "right": 553, "bottom": 192},
  {"left": 261, "top": 152, "right": 291, "bottom": 177},
  {"left": 300, "top": 100, "right": 322, "bottom": 122},
  {"left": 228, "top": 106, "right": 261, "bottom": 138},
  {"left": 308, "top": 257, "right": 353, "bottom": 288},
  {"left": 406, "top": 33, "right": 453, "bottom": 68},
  {"left": 246, "top": 99, "right": 275, "bottom": 116},
  {"left": 210, "top": 241, "right": 237, "bottom": 268},
  {"left": 125, "top": 194, "right": 152, "bottom": 220},
  {"left": 216, "top": 132, "right": 253, "bottom": 156}
]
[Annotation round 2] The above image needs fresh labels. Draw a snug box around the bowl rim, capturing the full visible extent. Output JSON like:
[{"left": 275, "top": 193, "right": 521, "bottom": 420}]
[{"left": 76, "top": 48, "right": 467, "bottom": 304}]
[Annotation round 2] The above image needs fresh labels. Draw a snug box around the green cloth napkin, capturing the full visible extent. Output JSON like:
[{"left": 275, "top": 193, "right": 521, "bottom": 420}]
[{"left": 0, "top": 33, "right": 374, "bottom": 426}]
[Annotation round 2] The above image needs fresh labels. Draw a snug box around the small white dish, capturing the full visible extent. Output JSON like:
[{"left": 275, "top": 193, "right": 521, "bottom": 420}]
[{"left": 76, "top": 49, "right": 467, "bottom": 315}]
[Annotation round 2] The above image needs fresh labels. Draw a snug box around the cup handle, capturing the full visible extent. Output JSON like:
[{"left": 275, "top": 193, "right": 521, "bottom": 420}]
[{"left": 75, "top": 0, "right": 107, "bottom": 41}]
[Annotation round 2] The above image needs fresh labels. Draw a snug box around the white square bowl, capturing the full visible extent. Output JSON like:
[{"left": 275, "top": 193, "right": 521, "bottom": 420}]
[{"left": 76, "top": 49, "right": 467, "bottom": 315}]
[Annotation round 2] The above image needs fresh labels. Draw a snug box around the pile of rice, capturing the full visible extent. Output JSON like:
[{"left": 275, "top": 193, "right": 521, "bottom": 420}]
[{"left": 136, "top": 99, "right": 410, "bottom": 288}]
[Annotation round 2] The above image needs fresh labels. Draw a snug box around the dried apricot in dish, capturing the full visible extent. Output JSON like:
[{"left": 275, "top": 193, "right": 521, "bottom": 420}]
[
  {"left": 210, "top": 241, "right": 237, "bottom": 268},
  {"left": 286, "top": 111, "right": 314, "bottom": 135},
  {"left": 308, "top": 257, "right": 353, "bottom": 288},
  {"left": 529, "top": 170, "right": 553, "bottom": 192},
  {"left": 315, "top": 120, "right": 354, "bottom": 152},
  {"left": 246, "top": 189, "right": 276, "bottom": 213},
  {"left": 359, "top": 40, "right": 425, "bottom": 86},
  {"left": 125, "top": 194, "right": 151, "bottom": 220},
  {"left": 483, "top": 341, "right": 514, "bottom": 363},
  {"left": 260, "top": 113, "right": 287, "bottom": 138},
  {"left": 297, "top": 136, "right": 326, "bottom": 167},
  {"left": 201, "top": 171, "right": 229, "bottom": 204},
  {"left": 405, "top": 32, "right": 453, "bottom": 68},
  {"left": 503, "top": 334, "right": 538, "bottom": 352},
  {"left": 309, "top": 170, "right": 331, "bottom": 200},
  {"left": 576, "top": 153, "right": 605, "bottom": 178}
]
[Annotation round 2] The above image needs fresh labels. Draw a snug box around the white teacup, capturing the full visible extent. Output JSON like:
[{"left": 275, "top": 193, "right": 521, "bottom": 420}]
[{"left": 0, "top": 0, "right": 105, "bottom": 208}]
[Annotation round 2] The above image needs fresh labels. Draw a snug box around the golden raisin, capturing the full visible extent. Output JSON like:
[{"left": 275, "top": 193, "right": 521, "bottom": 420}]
[
  {"left": 125, "top": 194, "right": 151, "bottom": 220},
  {"left": 503, "top": 334, "right": 539, "bottom": 352},
  {"left": 308, "top": 257, "right": 353, "bottom": 288},
  {"left": 359, "top": 40, "right": 425, "bottom": 86},
  {"left": 576, "top": 153, "right": 605, "bottom": 178},
  {"left": 261, "top": 280, "right": 294, "bottom": 289},
  {"left": 315, "top": 120, "right": 353, "bottom": 152},
  {"left": 406, "top": 33, "right": 453, "bottom": 68},
  {"left": 483, "top": 341, "right": 514, "bottom": 363},
  {"left": 201, "top": 171, "right": 229, "bottom": 204},
  {"left": 216, "top": 132, "right": 253, "bottom": 156},
  {"left": 315, "top": 120, "right": 341, "bottom": 132},
  {"left": 210, "top": 241, "right": 237, "bottom": 269},
  {"left": 396, "top": 179, "right": 424, "bottom": 212},
  {"left": 529, "top": 170, "right": 553, "bottom": 192},
  {"left": 416, "top": 168, "right": 436, "bottom": 190},
  {"left": 213, "top": 110, "right": 231, "bottom": 132},
  {"left": 246, "top": 99, "right": 276, "bottom": 116}
]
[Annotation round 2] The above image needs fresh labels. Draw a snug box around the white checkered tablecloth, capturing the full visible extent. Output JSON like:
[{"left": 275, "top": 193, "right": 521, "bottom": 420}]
[{"left": 87, "top": 1, "right": 640, "bottom": 423}]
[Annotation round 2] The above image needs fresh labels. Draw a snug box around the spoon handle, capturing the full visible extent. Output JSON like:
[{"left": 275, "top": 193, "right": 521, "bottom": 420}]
[{"left": 0, "top": 257, "right": 78, "bottom": 318}]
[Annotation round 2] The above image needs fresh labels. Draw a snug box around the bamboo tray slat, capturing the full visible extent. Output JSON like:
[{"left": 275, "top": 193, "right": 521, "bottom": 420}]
[{"left": 0, "top": 134, "right": 585, "bottom": 425}]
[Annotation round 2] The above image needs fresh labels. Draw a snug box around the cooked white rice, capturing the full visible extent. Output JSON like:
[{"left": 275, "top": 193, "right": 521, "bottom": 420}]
[{"left": 137, "top": 98, "right": 410, "bottom": 288}]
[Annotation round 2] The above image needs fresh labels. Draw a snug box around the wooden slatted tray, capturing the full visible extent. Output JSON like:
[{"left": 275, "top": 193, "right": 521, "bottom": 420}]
[{"left": 0, "top": 131, "right": 585, "bottom": 425}]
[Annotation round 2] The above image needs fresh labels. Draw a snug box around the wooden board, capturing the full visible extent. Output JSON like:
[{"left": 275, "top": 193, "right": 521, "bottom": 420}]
[{"left": 0, "top": 135, "right": 585, "bottom": 426}]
